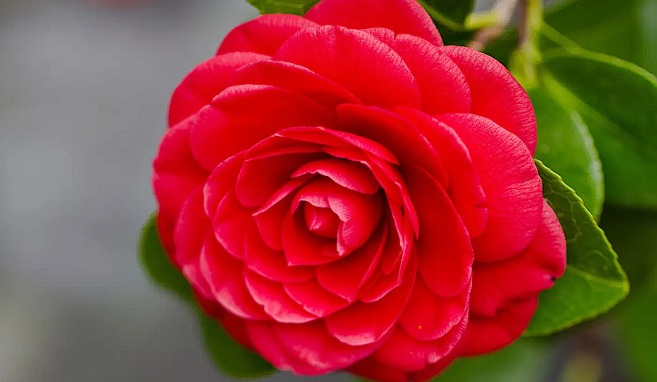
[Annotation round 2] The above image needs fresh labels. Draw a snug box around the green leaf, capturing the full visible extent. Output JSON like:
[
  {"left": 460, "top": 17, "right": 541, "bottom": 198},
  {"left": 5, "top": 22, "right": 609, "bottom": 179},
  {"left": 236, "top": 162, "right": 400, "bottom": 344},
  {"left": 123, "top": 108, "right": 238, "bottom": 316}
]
[
  {"left": 435, "top": 339, "right": 553, "bottom": 382},
  {"left": 525, "top": 160, "right": 628, "bottom": 336},
  {"left": 545, "top": 0, "right": 657, "bottom": 76},
  {"left": 246, "top": 0, "right": 318, "bottom": 15},
  {"left": 139, "top": 214, "right": 193, "bottom": 303},
  {"left": 529, "top": 88, "right": 604, "bottom": 218},
  {"left": 418, "top": 0, "right": 475, "bottom": 29},
  {"left": 199, "top": 311, "right": 276, "bottom": 378},
  {"left": 541, "top": 50, "right": 657, "bottom": 209}
]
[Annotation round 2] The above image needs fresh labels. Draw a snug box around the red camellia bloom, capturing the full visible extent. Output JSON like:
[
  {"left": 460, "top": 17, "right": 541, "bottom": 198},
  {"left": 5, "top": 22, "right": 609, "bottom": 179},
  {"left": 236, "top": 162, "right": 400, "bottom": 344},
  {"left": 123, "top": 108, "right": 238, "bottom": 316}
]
[{"left": 152, "top": 0, "right": 567, "bottom": 380}]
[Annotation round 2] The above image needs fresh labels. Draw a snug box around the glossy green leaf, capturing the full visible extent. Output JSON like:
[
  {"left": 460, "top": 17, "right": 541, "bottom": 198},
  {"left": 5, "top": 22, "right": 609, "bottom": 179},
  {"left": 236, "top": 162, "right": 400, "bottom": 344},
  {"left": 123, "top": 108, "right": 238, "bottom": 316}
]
[
  {"left": 529, "top": 88, "right": 604, "bottom": 218},
  {"left": 418, "top": 0, "right": 475, "bottom": 28},
  {"left": 246, "top": 0, "right": 318, "bottom": 15},
  {"left": 435, "top": 339, "right": 552, "bottom": 382},
  {"left": 541, "top": 50, "right": 657, "bottom": 209},
  {"left": 139, "top": 214, "right": 193, "bottom": 303},
  {"left": 525, "top": 161, "right": 628, "bottom": 336},
  {"left": 545, "top": 0, "right": 657, "bottom": 75},
  {"left": 199, "top": 311, "right": 275, "bottom": 378}
]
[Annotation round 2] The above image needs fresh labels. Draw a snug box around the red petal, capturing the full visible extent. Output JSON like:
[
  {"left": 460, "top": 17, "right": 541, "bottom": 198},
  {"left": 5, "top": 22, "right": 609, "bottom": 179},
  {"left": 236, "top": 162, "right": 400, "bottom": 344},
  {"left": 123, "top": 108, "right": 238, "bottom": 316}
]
[
  {"left": 442, "top": 46, "right": 537, "bottom": 153},
  {"left": 292, "top": 158, "right": 380, "bottom": 194},
  {"left": 324, "top": 257, "right": 416, "bottom": 346},
  {"left": 273, "top": 321, "right": 380, "bottom": 371},
  {"left": 405, "top": 166, "right": 474, "bottom": 297},
  {"left": 189, "top": 84, "right": 335, "bottom": 171},
  {"left": 337, "top": 104, "right": 447, "bottom": 188},
  {"left": 173, "top": 188, "right": 214, "bottom": 298},
  {"left": 235, "top": 150, "right": 324, "bottom": 208},
  {"left": 399, "top": 278, "right": 469, "bottom": 342},
  {"left": 217, "top": 14, "right": 319, "bottom": 55},
  {"left": 212, "top": 189, "right": 253, "bottom": 259},
  {"left": 244, "top": 269, "right": 319, "bottom": 323},
  {"left": 247, "top": 321, "right": 326, "bottom": 375},
  {"left": 168, "top": 52, "right": 268, "bottom": 127},
  {"left": 460, "top": 298, "right": 538, "bottom": 356},
  {"left": 374, "top": 314, "right": 467, "bottom": 372},
  {"left": 293, "top": 177, "right": 384, "bottom": 255},
  {"left": 316, "top": 222, "right": 388, "bottom": 301},
  {"left": 394, "top": 108, "right": 487, "bottom": 238},
  {"left": 349, "top": 346, "right": 458, "bottom": 382},
  {"left": 199, "top": 234, "right": 269, "bottom": 320},
  {"left": 253, "top": 177, "right": 310, "bottom": 251},
  {"left": 303, "top": 204, "right": 340, "bottom": 238},
  {"left": 283, "top": 211, "right": 339, "bottom": 266},
  {"left": 439, "top": 113, "right": 543, "bottom": 262},
  {"left": 305, "top": 0, "right": 443, "bottom": 46},
  {"left": 229, "top": 59, "right": 360, "bottom": 107},
  {"left": 392, "top": 35, "right": 470, "bottom": 114},
  {"left": 284, "top": 279, "right": 350, "bottom": 317},
  {"left": 279, "top": 126, "right": 399, "bottom": 165},
  {"left": 153, "top": 122, "right": 207, "bottom": 254},
  {"left": 275, "top": 26, "right": 420, "bottom": 108},
  {"left": 203, "top": 153, "right": 244, "bottom": 220},
  {"left": 244, "top": 225, "right": 314, "bottom": 283},
  {"left": 173, "top": 187, "right": 209, "bottom": 267},
  {"left": 470, "top": 201, "right": 566, "bottom": 316}
]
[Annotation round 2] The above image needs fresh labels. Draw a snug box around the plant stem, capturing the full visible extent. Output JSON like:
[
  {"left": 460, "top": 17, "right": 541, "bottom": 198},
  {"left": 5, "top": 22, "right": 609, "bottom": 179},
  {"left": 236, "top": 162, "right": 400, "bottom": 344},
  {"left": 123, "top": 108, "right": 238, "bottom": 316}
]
[
  {"left": 511, "top": 0, "right": 543, "bottom": 87},
  {"left": 468, "top": 0, "right": 519, "bottom": 51}
]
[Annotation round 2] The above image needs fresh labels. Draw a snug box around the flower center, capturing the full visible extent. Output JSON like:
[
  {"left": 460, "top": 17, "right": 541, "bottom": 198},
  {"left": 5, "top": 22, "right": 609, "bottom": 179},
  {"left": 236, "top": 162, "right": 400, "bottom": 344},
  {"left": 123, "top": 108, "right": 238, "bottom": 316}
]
[{"left": 304, "top": 203, "right": 340, "bottom": 239}]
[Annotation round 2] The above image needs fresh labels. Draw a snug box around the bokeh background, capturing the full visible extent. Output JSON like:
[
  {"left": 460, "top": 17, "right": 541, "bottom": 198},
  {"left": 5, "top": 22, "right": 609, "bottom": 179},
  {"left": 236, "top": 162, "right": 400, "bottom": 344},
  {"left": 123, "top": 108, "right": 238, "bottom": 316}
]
[{"left": 1, "top": 0, "right": 656, "bottom": 381}]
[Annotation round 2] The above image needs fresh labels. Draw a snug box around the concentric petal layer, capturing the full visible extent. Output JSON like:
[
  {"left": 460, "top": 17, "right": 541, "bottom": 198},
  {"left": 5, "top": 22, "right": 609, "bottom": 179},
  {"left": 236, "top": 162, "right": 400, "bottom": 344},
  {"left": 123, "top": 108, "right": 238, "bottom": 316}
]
[
  {"left": 275, "top": 26, "right": 421, "bottom": 108},
  {"left": 305, "top": 0, "right": 443, "bottom": 46},
  {"left": 217, "top": 14, "right": 319, "bottom": 56},
  {"left": 438, "top": 113, "right": 543, "bottom": 262},
  {"left": 470, "top": 201, "right": 566, "bottom": 317},
  {"left": 442, "top": 46, "right": 537, "bottom": 153},
  {"left": 168, "top": 52, "right": 268, "bottom": 126}
]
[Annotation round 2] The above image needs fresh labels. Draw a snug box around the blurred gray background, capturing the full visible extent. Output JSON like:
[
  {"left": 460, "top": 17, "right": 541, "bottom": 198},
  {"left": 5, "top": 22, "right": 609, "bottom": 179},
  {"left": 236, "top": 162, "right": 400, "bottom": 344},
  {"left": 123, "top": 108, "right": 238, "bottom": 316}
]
[{"left": 0, "top": 0, "right": 490, "bottom": 381}]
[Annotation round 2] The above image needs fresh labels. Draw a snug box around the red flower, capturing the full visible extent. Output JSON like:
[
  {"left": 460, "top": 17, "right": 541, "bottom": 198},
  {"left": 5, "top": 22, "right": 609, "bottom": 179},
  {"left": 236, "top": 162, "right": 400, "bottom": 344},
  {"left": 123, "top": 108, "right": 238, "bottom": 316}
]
[{"left": 152, "top": 0, "right": 566, "bottom": 380}]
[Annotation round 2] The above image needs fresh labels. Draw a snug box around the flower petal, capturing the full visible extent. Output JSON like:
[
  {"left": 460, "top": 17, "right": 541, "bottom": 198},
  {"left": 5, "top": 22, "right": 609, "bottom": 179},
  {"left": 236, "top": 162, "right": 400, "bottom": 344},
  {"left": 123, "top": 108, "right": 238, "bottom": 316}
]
[
  {"left": 373, "top": 313, "right": 467, "bottom": 372},
  {"left": 244, "top": 269, "right": 319, "bottom": 323},
  {"left": 394, "top": 108, "right": 487, "bottom": 238},
  {"left": 292, "top": 158, "right": 380, "bottom": 194},
  {"left": 459, "top": 298, "right": 538, "bottom": 356},
  {"left": 189, "top": 85, "right": 335, "bottom": 171},
  {"left": 275, "top": 26, "right": 420, "bottom": 108},
  {"left": 212, "top": 189, "right": 253, "bottom": 259},
  {"left": 153, "top": 122, "right": 207, "bottom": 254},
  {"left": 217, "top": 14, "right": 319, "bottom": 55},
  {"left": 405, "top": 166, "right": 474, "bottom": 297},
  {"left": 470, "top": 201, "right": 566, "bottom": 316},
  {"left": 324, "top": 257, "right": 416, "bottom": 346},
  {"left": 168, "top": 52, "right": 268, "bottom": 127},
  {"left": 439, "top": 113, "right": 543, "bottom": 262},
  {"left": 391, "top": 34, "right": 470, "bottom": 114},
  {"left": 273, "top": 320, "right": 380, "bottom": 371},
  {"left": 229, "top": 59, "right": 360, "bottom": 108},
  {"left": 284, "top": 279, "right": 350, "bottom": 317},
  {"left": 337, "top": 104, "right": 447, "bottom": 188},
  {"left": 305, "top": 0, "right": 443, "bottom": 46},
  {"left": 316, "top": 222, "right": 388, "bottom": 301},
  {"left": 399, "top": 278, "right": 469, "bottom": 342},
  {"left": 199, "top": 233, "right": 269, "bottom": 320},
  {"left": 244, "top": 225, "right": 314, "bottom": 283},
  {"left": 442, "top": 46, "right": 537, "bottom": 153}
]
